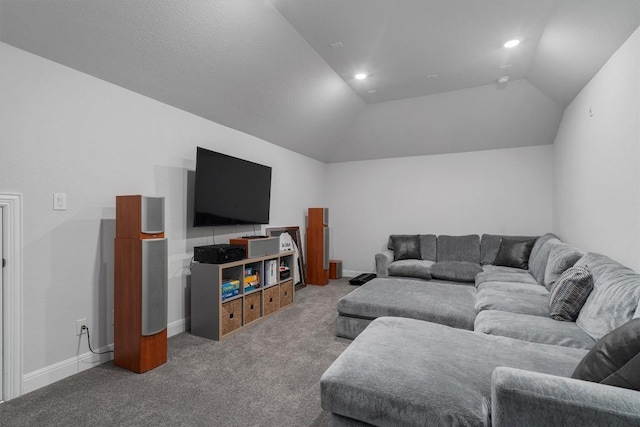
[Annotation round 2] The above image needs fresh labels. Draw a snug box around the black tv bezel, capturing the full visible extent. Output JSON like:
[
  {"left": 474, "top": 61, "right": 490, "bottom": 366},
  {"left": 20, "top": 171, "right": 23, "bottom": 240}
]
[{"left": 192, "top": 147, "right": 272, "bottom": 227}]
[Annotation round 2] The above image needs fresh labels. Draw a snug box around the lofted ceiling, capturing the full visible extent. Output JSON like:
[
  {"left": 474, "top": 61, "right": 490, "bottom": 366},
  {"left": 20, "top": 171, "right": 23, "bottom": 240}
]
[{"left": 1, "top": 1, "right": 639, "bottom": 163}]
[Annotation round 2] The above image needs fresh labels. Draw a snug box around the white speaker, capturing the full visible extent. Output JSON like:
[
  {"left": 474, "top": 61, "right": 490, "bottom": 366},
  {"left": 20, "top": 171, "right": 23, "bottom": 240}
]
[{"left": 141, "top": 196, "right": 165, "bottom": 234}]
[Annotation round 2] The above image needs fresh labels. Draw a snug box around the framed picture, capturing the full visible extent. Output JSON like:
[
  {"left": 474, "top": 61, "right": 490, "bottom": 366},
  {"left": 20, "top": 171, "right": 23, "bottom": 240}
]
[{"left": 266, "top": 226, "right": 306, "bottom": 288}]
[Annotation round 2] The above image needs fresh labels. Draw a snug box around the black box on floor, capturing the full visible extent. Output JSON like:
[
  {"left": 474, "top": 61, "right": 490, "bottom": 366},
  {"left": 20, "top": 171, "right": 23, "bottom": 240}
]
[{"left": 349, "top": 273, "right": 376, "bottom": 286}]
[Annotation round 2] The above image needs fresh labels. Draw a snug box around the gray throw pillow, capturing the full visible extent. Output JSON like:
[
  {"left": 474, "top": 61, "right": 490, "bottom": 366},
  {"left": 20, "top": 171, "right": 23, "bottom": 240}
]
[
  {"left": 390, "top": 235, "right": 421, "bottom": 261},
  {"left": 572, "top": 318, "right": 640, "bottom": 391},
  {"left": 548, "top": 266, "right": 593, "bottom": 321},
  {"left": 492, "top": 238, "right": 536, "bottom": 270},
  {"left": 431, "top": 261, "right": 482, "bottom": 283},
  {"left": 480, "top": 234, "right": 537, "bottom": 265}
]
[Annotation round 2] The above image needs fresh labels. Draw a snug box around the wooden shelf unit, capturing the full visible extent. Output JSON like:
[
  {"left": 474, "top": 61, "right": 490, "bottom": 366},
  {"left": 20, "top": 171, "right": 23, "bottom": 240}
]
[{"left": 190, "top": 252, "right": 295, "bottom": 341}]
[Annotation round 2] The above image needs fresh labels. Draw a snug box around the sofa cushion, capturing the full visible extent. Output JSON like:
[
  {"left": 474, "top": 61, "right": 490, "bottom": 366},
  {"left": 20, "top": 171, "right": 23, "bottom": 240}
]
[
  {"left": 493, "top": 237, "right": 536, "bottom": 270},
  {"left": 431, "top": 261, "right": 482, "bottom": 282},
  {"left": 482, "top": 264, "right": 529, "bottom": 273},
  {"left": 388, "top": 259, "right": 433, "bottom": 280},
  {"left": 549, "top": 266, "right": 594, "bottom": 322},
  {"left": 419, "top": 234, "right": 437, "bottom": 262},
  {"left": 337, "top": 278, "right": 476, "bottom": 330},
  {"left": 572, "top": 318, "right": 640, "bottom": 391},
  {"left": 528, "top": 232, "right": 558, "bottom": 262},
  {"left": 575, "top": 253, "right": 640, "bottom": 341},
  {"left": 390, "top": 234, "right": 421, "bottom": 261},
  {"left": 387, "top": 234, "right": 437, "bottom": 261},
  {"left": 543, "top": 243, "right": 585, "bottom": 290},
  {"left": 476, "top": 268, "right": 538, "bottom": 286},
  {"left": 436, "top": 234, "right": 480, "bottom": 263},
  {"left": 475, "top": 289, "right": 550, "bottom": 317},
  {"left": 475, "top": 310, "right": 595, "bottom": 349},
  {"left": 528, "top": 235, "right": 560, "bottom": 285},
  {"left": 477, "top": 280, "right": 549, "bottom": 296},
  {"left": 321, "top": 317, "right": 587, "bottom": 427},
  {"left": 480, "top": 234, "right": 537, "bottom": 266}
]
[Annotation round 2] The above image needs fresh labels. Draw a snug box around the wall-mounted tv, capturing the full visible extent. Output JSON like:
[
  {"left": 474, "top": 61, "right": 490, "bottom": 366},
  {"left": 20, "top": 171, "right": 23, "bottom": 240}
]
[{"left": 193, "top": 147, "right": 272, "bottom": 227}]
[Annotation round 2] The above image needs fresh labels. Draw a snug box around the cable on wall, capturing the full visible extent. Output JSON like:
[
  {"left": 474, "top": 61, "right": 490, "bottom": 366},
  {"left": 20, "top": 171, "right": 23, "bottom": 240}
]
[{"left": 82, "top": 326, "right": 114, "bottom": 355}]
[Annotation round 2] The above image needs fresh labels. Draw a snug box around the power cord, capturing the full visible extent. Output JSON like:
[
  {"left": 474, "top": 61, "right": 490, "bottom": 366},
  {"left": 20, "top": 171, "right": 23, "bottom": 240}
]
[{"left": 81, "top": 325, "right": 114, "bottom": 355}]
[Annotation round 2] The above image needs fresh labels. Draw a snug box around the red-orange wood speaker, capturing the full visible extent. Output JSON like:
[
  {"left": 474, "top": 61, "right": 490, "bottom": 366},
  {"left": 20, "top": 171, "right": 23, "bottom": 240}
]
[
  {"left": 306, "top": 208, "right": 329, "bottom": 285},
  {"left": 115, "top": 195, "right": 167, "bottom": 373}
]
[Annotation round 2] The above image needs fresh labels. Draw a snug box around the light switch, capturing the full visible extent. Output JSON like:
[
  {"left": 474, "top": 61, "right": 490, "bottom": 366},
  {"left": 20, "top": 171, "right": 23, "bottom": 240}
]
[{"left": 53, "top": 193, "right": 67, "bottom": 211}]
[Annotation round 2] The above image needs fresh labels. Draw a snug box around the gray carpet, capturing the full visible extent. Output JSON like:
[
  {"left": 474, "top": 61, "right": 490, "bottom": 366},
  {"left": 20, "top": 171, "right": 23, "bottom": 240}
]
[{"left": 1, "top": 279, "right": 356, "bottom": 426}]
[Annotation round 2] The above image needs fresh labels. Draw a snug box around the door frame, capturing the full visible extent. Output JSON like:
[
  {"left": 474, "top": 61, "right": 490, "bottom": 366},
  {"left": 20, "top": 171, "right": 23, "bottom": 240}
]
[{"left": 1, "top": 194, "right": 23, "bottom": 400}]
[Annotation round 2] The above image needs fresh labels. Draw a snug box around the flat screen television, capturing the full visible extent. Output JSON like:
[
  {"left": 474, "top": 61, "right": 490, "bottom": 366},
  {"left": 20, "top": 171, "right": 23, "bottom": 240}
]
[{"left": 193, "top": 147, "right": 272, "bottom": 226}]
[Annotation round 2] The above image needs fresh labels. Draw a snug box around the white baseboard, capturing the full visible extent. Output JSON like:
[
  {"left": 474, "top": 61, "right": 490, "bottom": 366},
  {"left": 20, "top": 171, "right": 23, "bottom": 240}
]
[
  {"left": 167, "top": 317, "right": 188, "bottom": 337},
  {"left": 22, "top": 318, "right": 188, "bottom": 396},
  {"left": 22, "top": 344, "right": 114, "bottom": 395}
]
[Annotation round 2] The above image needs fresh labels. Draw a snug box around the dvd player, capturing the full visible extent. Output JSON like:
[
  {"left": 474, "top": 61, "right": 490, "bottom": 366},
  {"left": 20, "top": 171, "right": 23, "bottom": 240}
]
[{"left": 194, "top": 244, "right": 246, "bottom": 264}]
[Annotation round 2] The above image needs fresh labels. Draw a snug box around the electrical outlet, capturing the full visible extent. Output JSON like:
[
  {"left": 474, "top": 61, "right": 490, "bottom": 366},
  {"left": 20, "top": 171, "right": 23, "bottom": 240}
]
[
  {"left": 76, "top": 318, "right": 87, "bottom": 336},
  {"left": 53, "top": 193, "right": 67, "bottom": 211}
]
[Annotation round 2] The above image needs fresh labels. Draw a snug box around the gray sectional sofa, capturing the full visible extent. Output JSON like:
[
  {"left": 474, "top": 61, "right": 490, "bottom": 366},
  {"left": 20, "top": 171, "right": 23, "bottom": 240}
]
[{"left": 322, "top": 233, "right": 640, "bottom": 426}]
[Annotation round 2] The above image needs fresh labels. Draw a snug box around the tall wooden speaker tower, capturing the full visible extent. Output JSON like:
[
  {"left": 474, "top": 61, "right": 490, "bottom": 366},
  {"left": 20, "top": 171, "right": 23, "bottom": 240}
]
[
  {"left": 306, "top": 207, "right": 329, "bottom": 285},
  {"left": 115, "top": 195, "right": 168, "bottom": 373}
]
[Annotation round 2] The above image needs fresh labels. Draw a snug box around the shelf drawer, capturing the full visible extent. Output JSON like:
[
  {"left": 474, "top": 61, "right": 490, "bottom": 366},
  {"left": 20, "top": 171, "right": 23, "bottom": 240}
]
[
  {"left": 244, "top": 292, "right": 262, "bottom": 324},
  {"left": 280, "top": 280, "right": 294, "bottom": 307},
  {"left": 221, "top": 299, "right": 243, "bottom": 336},
  {"left": 263, "top": 286, "right": 280, "bottom": 316}
]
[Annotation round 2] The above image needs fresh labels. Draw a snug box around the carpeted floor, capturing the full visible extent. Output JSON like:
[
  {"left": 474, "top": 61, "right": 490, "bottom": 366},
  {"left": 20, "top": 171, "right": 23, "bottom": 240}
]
[{"left": 0, "top": 279, "right": 356, "bottom": 427}]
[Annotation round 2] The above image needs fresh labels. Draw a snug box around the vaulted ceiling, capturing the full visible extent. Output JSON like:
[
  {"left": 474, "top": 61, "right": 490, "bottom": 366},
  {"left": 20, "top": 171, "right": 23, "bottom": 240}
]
[{"left": 1, "top": 1, "right": 639, "bottom": 163}]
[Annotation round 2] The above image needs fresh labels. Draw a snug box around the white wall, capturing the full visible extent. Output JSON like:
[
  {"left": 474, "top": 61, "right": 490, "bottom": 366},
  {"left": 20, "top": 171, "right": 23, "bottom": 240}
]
[
  {"left": 0, "top": 43, "right": 326, "bottom": 393},
  {"left": 553, "top": 27, "right": 640, "bottom": 271},
  {"left": 326, "top": 146, "right": 554, "bottom": 274}
]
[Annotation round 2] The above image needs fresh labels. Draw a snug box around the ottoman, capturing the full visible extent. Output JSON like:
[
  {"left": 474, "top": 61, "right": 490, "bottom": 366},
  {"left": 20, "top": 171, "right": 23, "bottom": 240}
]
[
  {"left": 322, "top": 317, "right": 587, "bottom": 426},
  {"left": 336, "top": 277, "right": 477, "bottom": 339}
]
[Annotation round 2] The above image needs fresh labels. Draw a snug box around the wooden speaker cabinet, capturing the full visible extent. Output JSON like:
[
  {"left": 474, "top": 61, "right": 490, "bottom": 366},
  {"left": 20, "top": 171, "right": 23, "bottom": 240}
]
[
  {"left": 115, "top": 195, "right": 168, "bottom": 373},
  {"left": 306, "top": 208, "right": 329, "bottom": 285}
]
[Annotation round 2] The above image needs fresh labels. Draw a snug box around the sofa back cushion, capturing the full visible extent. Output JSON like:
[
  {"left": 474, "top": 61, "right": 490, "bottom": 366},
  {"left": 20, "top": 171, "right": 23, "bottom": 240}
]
[
  {"left": 388, "top": 234, "right": 437, "bottom": 261},
  {"left": 575, "top": 253, "right": 640, "bottom": 341},
  {"left": 528, "top": 235, "right": 561, "bottom": 285},
  {"left": 419, "top": 234, "right": 437, "bottom": 261},
  {"left": 480, "top": 234, "right": 537, "bottom": 266},
  {"left": 529, "top": 233, "right": 558, "bottom": 263},
  {"left": 543, "top": 242, "right": 585, "bottom": 290},
  {"left": 437, "top": 235, "right": 480, "bottom": 263}
]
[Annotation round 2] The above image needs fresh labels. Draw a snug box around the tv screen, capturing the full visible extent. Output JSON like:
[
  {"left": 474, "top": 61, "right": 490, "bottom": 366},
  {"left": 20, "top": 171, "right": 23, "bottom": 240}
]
[{"left": 193, "top": 147, "right": 272, "bottom": 226}]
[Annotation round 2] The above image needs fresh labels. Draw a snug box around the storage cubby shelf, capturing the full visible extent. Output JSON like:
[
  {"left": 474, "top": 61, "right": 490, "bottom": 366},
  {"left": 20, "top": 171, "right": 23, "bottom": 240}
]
[{"left": 190, "top": 251, "right": 295, "bottom": 341}]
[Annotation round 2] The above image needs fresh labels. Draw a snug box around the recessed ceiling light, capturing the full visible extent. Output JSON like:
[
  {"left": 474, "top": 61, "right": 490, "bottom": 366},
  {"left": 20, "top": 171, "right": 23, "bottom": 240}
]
[
  {"left": 503, "top": 39, "right": 520, "bottom": 48},
  {"left": 354, "top": 73, "right": 368, "bottom": 80}
]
